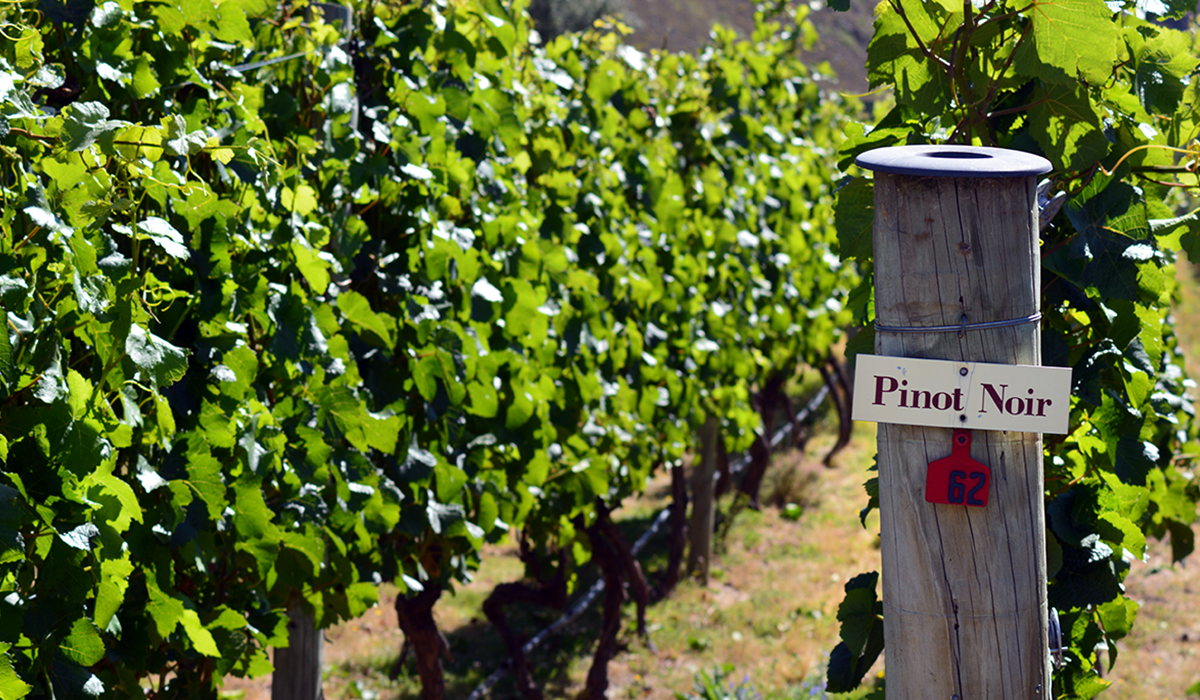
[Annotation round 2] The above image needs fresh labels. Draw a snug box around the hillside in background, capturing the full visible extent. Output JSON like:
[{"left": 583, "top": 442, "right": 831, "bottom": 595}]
[{"left": 619, "top": 0, "right": 874, "bottom": 97}]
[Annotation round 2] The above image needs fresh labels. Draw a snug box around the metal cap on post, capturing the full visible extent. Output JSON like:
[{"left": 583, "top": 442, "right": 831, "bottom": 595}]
[{"left": 856, "top": 145, "right": 1053, "bottom": 700}]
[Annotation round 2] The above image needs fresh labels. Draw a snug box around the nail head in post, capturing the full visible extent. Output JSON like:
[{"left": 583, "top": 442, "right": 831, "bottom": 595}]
[{"left": 855, "top": 145, "right": 1052, "bottom": 178}]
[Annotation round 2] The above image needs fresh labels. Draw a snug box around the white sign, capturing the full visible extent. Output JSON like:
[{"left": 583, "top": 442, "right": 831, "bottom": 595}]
[{"left": 852, "top": 354, "right": 1072, "bottom": 434}]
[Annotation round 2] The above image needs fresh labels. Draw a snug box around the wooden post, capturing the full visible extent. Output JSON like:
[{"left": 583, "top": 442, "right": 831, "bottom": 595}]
[
  {"left": 687, "top": 414, "right": 719, "bottom": 584},
  {"left": 273, "top": 604, "right": 325, "bottom": 700},
  {"left": 857, "top": 146, "right": 1052, "bottom": 699}
]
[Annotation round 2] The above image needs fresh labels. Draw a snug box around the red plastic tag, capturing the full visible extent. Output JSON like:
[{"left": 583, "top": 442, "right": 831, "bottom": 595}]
[{"left": 925, "top": 429, "right": 990, "bottom": 507}]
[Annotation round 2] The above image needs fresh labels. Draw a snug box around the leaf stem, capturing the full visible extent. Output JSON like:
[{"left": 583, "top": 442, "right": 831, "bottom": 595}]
[
  {"left": 887, "top": 0, "right": 952, "bottom": 71},
  {"left": 7, "top": 128, "right": 56, "bottom": 144},
  {"left": 1101, "top": 143, "right": 1200, "bottom": 178},
  {"left": 985, "top": 92, "right": 1048, "bottom": 120}
]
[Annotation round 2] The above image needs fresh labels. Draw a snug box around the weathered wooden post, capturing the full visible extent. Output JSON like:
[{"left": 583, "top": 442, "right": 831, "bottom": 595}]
[
  {"left": 687, "top": 414, "right": 719, "bottom": 584},
  {"left": 273, "top": 605, "right": 324, "bottom": 700},
  {"left": 853, "top": 146, "right": 1060, "bottom": 699}
]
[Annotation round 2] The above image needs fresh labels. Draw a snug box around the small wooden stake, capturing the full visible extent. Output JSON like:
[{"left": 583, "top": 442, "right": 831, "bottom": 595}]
[{"left": 858, "top": 146, "right": 1052, "bottom": 700}]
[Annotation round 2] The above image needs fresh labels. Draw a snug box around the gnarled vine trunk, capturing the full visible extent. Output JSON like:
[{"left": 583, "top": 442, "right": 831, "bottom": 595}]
[
  {"left": 654, "top": 460, "right": 689, "bottom": 600},
  {"left": 481, "top": 569, "right": 567, "bottom": 700},
  {"left": 820, "top": 354, "right": 853, "bottom": 466},
  {"left": 582, "top": 526, "right": 626, "bottom": 700},
  {"left": 595, "top": 500, "right": 652, "bottom": 646},
  {"left": 394, "top": 586, "right": 446, "bottom": 700}
]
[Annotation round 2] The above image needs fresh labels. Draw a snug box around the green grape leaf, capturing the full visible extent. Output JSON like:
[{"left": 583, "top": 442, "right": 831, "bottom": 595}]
[
  {"left": 1097, "top": 474, "right": 1150, "bottom": 521},
  {"left": 1049, "top": 538, "right": 1123, "bottom": 609},
  {"left": 414, "top": 356, "right": 439, "bottom": 401},
  {"left": 231, "top": 478, "right": 278, "bottom": 541},
  {"left": 58, "top": 523, "right": 99, "bottom": 550},
  {"left": 338, "top": 290, "right": 394, "bottom": 347},
  {"left": 130, "top": 55, "right": 161, "bottom": 99},
  {"left": 1128, "top": 25, "right": 1198, "bottom": 115},
  {"left": 836, "top": 572, "right": 884, "bottom": 656},
  {"left": 232, "top": 478, "right": 281, "bottom": 578},
  {"left": 291, "top": 241, "right": 330, "bottom": 292},
  {"left": 505, "top": 382, "right": 534, "bottom": 429},
  {"left": 360, "top": 412, "right": 401, "bottom": 454},
  {"left": 465, "top": 381, "right": 498, "bottom": 418},
  {"left": 281, "top": 185, "right": 318, "bottom": 215},
  {"left": 12, "top": 27, "right": 43, "bottom": 68},
  {"left": 0, "top": 643, "right": 32, "bottom": 700},
  {"left": 222, "top": 345, "right": 259, "bottom": 397},
  {"left": 859, "top": 474, "right": 879, "bottom": 528},
  {"left": 525, "top": 450, "right": 550, "bottom": 487},
  {"left": 178, "top": 449, "right": 224, "bottom": 525},
  {"left": 827, "top": 571, "right": 884, "bottom": 693},
  {"left": 208, "top": 607, "right": 248, "bottom": 630},
  {"left": 0, "top": 485, "right": 22, "bottom": 565},
  {"left": 94, "top": 555, "right": 134, "bottom": 629},
  {"left": 434, "top": 461, "right": 467, "bottom": 504},
  {"left": 214, "top": 1, "right": 253, "bottom": 46},
  {"left": 1027, "top": 83, "right": 1109, "bottom": 171},
  {"left": 61, "top": 102, "right": 127, "bottom": 151},
  {"left": 314, "top": 385, "right": 400, "bottom": 453},
  {"left": 280, "top": 530, "right": 324, "bottom": 575},
  {"left": 0, "top": 314, "right": 12, "bottom": 389},
  {"left": 238, "top": 413, "right": 267, "bottom": 474},
  {"left": 1071, "top": 673, "right": 1112, "bottom": 699},
  {"left": 399, "top": 437, "right": 436, "bottom": 483},
  {"left": 1014, "top": 0, "right": 1118, "bottom": 85},
  {"left": 65, "top": 370, "right": 91, "bottom": 420},
  {"left": 161, "top": 114, "right": 208, "bottom": 156},
  {"left": 125, "top": 324, "right": 188, "bottom": 387},
  {"left": 867, "top": 0, "right": 958, "bottom": 86},
  {"left": 502, "top": 279, "right": 543, "bottom": 342},
  {"left": 477, "top": 491, "right": 499, "bottom": 533},
  {"left": 229, "top": 0, "right": 272, "bottom": 16},
  {"left": 1096, "top": 596, "right": 1138, "bottom": 641},
  {"left": 146, "top": 572, "right": 184, "bottom": 636},
  {"left": 835, "top": 178, "right": 874, "bottom": 261},
  {"left": 133, "top": 217, "right": 189, "bottom": 259},
  {"left": 179, "top": 610, "right": 220, "bottom": 657},
  {"left": 1097, "top": 511, "right": 1145, "bottom": 558},
  {"left": 59, "top": 618, "right": 104, "bottom": 667},
  {"left": 426, "top": 498, "right": 464, "bottom": 535},
  {"left": 83, "top": 467, "right": 143, "bottom": 532},
  {"left": 1165, "top": 519, "right": 1195, "bottom": 562},
  {"left": 1114, "top": 435, "right": 1157, "bottom": 486}
]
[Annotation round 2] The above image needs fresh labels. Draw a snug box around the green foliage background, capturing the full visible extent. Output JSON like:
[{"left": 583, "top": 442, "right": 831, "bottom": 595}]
[
  {"left": 5, "top": 0, "right": 1198, "bottom": 695},
  {"left": 0, "top": 0, "right": 857, "bottom": 696},
  {"left": 829, "top": 0, "right": 1200, "bottom": 697}
]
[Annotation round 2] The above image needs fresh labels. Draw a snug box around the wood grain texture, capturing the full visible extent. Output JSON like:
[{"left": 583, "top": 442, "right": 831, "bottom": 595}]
[
  {"left": 687, "top": 415, "right": 719, "bottom": 585},
  {"left": 872, "top": 172, "right": 1049, "bottom": 699},
  {"left": 273, "top": 605, "right": 325, "bottom": 700}
]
